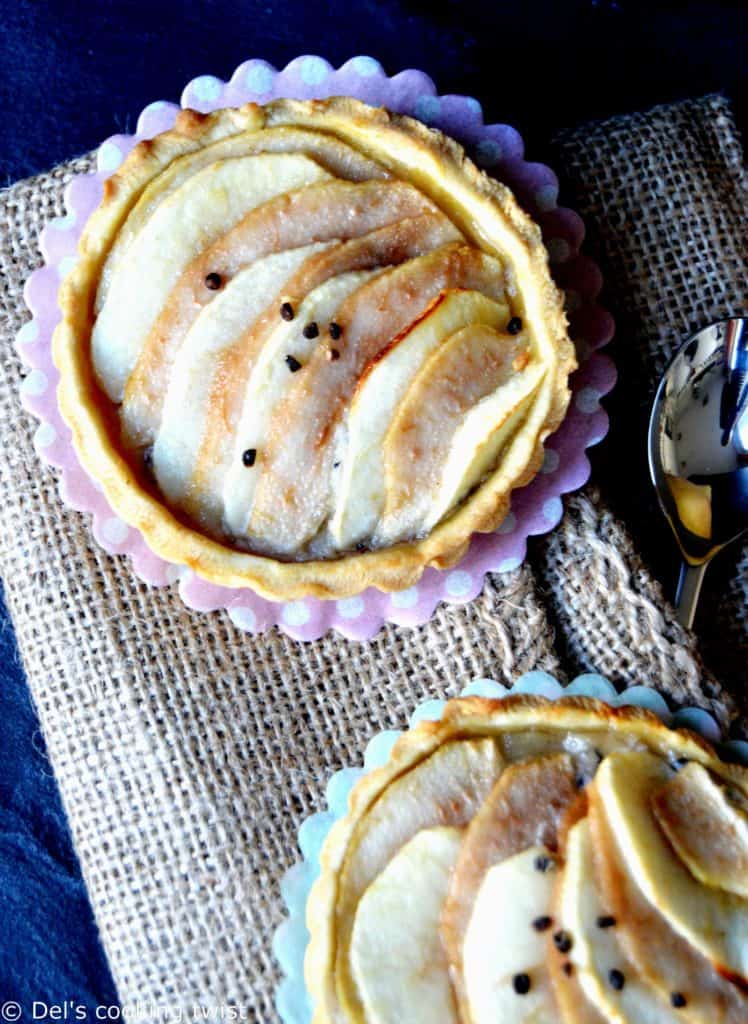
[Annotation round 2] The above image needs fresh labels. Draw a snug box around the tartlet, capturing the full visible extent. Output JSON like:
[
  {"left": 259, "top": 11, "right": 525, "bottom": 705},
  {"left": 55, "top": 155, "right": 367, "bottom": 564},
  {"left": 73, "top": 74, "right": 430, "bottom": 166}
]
[
  {"left": 306, "top": 695, "right": 748, "bottom": 1023},
  {"left": 54, "top": 97, "right": 575, "bottom": 600}
]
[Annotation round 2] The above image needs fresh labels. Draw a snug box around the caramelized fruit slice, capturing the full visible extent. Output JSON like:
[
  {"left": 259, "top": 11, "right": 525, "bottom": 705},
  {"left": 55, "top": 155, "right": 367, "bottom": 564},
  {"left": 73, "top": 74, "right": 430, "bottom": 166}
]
[
  {"left": 420, "top": 365, "right": 544, "bottom": 540},
  {"left": 441, "top": 754, "right": 578, "bottom": 1020},
  {"left": 589, "top": 778, "right": 748, "bottom": 1022},
  {"left": 651, "top": 761, "right": 748, "bottom": 899},
  {"left": 330, "top": 290, "right": 509, "bottom": 550},
  {"left": 462, "top": 845, "right": 559, "bottom": 1023},
  {"left": 334, "top": 737, "right": 503, "bottom": 1023},
  {"left": 94, "top": 153, "right": 334, "bottom": 401},
  {"left": 380, "top": 323, "right": 536, "bottom": 543},
  {"left": 349, "top": 826, "right": 462, "bottom": 1024},
  {"left": 151, "top": 243, "right": 330, "bottom": 525},
  {"left": 594, "top": 752, "right": 748, "bottom": 983},
  {"left": 221, "top": 269, "right": 381, "bottom": 537},
  {"left": 558, "top": 818, "right": 682, "bottom": 1023}
]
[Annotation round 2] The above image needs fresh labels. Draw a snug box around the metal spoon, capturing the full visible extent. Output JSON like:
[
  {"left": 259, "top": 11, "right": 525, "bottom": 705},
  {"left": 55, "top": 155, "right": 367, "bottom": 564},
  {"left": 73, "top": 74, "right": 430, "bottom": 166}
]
[{"left": 648, "top": 317, "right": 748, "bottom": 629}]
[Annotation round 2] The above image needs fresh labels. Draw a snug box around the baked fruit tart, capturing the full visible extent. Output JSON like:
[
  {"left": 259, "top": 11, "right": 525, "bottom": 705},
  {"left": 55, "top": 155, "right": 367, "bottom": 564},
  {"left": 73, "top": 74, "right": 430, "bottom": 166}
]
[
  {"left": 306, "top": 695, "right": 748, "bottom": 1022},
  {"left": 54, "top": 97, "right": 575, "bottom": 599}
]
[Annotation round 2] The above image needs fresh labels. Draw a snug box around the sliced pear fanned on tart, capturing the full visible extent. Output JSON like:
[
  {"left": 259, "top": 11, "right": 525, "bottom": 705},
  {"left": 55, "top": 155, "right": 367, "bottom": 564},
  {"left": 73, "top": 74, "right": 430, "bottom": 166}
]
[
  {"left": 329, "top": 288, "right": 509, "bottom": 550},
  {"left": 304, "top": 694, "right": 748, "bottom": 1024},
  {"left": 440, "top": 754, "right": 578, "bottom": 1019},
  {"left": 588, "top": 787, "right": 748, "bottom": 1024},
  {"left": 122, "top": 179, "right": 442, "bottom": 448},
  {"left": 593, "top": 751, "right": 748, "bottom": 983},
  {"left": 55, "top": 97, "right": 575, "bottom": 598},
  {"left": 246, "top": 243, "right": 509, "bottom": 556},
  {"left": 557, "top": 818, "right": 683, "bottom": 1024},
  {"left": 651, "top": 760, "right": 748, "bottom": 899},
  {"left": 328, "top": 737, "right": 503, "bottom": 1023},
  {"left": 461, "top": 844, "right": 559, "bottom": 1023},
  {"left": 349, "top": 827, "right": 463, "bottom": 1024},
  {"left": 92, "top": 152, "right": 336, "bottom": 403},
  {"left": 100, "top": 125, "right": 392, "bottom": 287}
]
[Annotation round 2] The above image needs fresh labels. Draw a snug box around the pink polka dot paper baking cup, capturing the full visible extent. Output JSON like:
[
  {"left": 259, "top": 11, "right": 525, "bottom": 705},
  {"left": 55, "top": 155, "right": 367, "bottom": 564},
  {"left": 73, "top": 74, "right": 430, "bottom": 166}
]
[{"left": 18, "top": 55, "right": 616, "bottom": 642}]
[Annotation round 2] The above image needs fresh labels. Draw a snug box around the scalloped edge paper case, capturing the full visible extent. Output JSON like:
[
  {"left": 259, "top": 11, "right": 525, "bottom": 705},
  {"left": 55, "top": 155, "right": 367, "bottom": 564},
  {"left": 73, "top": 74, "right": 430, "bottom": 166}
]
[
  {"left": 273, "top": 671, "right": 748, "bottom": 1023},
  {"left": 18, "top": 54, "right": 616, "bottom": 641}
]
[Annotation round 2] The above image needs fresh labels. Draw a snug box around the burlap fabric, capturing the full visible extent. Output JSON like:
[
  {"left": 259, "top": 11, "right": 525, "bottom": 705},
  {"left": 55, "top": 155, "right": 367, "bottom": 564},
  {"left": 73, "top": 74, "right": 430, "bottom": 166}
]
[
  {"left": 546, "top": 93, "right": 748, "bottom": 703},
  {"left": 0, "top": 93, "right": 745, "bottom": 1017}
]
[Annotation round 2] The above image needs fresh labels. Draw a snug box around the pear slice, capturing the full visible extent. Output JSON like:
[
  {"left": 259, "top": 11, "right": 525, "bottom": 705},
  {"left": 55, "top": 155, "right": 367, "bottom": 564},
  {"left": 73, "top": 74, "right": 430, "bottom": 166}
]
[
  {"left": 334, "top": 737, "right": 503, "bottom": 1022},
  {"left": 462, "top": 845, "right": 559, "bottom": 1023},
  {"left": 249, "top": 243, "right": 507, "bottom": 555},
  {"left": 594, "top": 751, "right": 748, "bottom": 983},
  {"left": 93, "top": 152, "right": 334, "bottom": 402},
  {"left": 179, "top": 213, "right": 459, "bottom": 543},
  {"left": 122, "top": 179, "right": 436, "bottom": 447},
  {"left": 589, "top": 768, "right": 748, "bottom": 1022},
  {"left": 547, "top": 947, "right": 607, "bottom": 1024},
  {"left": 557, "top": 818, "right": 683, "bottom": 1024},
  {"left": 441, "top": 754, "right": 578, "bottom": 1020},
  {"left": 99, "top": 125, "right": 388, "bottom": 306},
  {"left": 151, "top": 243, "right": 332, "bottom": 526},
  {"left": 420, "top": 364, "right": 544, "bottom": 539},
  {"left": 329, "top": 290, "right": 510, "bottom": 549},
  {"left": 221, "top": 268, "right": 382, "bottom": 537},
  {"left": 378, "top": 324, "right": 539, "bottom": 544},
  {"left": 651, "top": 761, "right": 748, "bottom": 899},
  {"left": 349, "top": 826, "right": 462, "bottom": 1024}
]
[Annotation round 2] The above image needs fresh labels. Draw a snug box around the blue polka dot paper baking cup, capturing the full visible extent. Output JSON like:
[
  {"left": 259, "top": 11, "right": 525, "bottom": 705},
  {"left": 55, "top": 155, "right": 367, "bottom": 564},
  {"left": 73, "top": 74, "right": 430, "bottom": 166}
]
[
  {"left": 273, "top": 671, "right": 748, "bottom": 1022},
  {"left": 19, "top": 55, "right": 615, "bottom": 642}
]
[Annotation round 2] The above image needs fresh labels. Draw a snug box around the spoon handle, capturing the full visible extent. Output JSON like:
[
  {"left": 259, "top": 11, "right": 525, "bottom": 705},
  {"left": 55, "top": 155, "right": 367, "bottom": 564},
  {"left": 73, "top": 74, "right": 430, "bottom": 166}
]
[{"left": 675, "top": 561, "right": 708, "bottom": 629}]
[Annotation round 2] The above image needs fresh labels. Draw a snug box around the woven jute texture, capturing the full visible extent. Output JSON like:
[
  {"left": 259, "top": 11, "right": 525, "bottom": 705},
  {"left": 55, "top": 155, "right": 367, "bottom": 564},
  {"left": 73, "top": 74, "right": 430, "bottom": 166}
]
[
  {"left": 0, "top": 94, "right": 745, "bottom": 1017},
  {"left": 546, "top": 93, "right": 748, "bottom": 701}
]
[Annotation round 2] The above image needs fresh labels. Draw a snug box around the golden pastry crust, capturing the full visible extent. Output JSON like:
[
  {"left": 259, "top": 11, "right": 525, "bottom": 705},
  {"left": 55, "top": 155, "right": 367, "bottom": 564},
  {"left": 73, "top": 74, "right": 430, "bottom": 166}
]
[
  {"left": 305, "top": 694, "right": 748, "bottom": 1023},
  {"left": 54, "top": 98, "right": 575, "bottom": 599}
]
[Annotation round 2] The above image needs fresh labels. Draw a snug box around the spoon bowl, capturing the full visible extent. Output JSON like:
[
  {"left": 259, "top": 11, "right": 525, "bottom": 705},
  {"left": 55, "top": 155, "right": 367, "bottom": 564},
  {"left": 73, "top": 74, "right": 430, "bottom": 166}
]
[{"left": 648, "top": 317, "right": 748, "bottom": 628}]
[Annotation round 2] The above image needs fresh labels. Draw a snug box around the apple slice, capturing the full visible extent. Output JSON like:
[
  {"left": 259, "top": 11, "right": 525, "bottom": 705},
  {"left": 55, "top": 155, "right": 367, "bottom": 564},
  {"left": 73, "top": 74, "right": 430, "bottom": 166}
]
[
  {"left": 557, "top": 818, "right": 682, "bottom": 1023},
  {"left": 92, "top": 152, "right": 335, "bottom": 402},
  {"left": 249, "top": 243, "right": 507, "bottom": 555},
  {"left": 441, "top": 754, "right": 578, "bottom": 1020},
  {"left": 123, "top": 179, "right": 437, "bottom": 447},
  {"left": 349, "top": 826, "right": 462, "bottom": 1024},
  {"left": 98, "top": 125, "right": 389, "bottom": 307},
  {"left": 651, "top": 761, "right": 748, "bottom": 899},
  {"left": 329, "top": 290, "right": 510, "bottom": 549},
  {"left": 462, "top": 845, "right": 559, "bottom": 1023},
  {"left": 334, "top": 737, "right": 503, "bottom": 1022},
  {"left": 594, "top": 751, "right": 748, "bottom": 983},
  {"left": 377, "top": 323, "right": 537, "bottom": 544},
  {"left": 588, "top": 785, "right": 748, "bottom": 1023}
]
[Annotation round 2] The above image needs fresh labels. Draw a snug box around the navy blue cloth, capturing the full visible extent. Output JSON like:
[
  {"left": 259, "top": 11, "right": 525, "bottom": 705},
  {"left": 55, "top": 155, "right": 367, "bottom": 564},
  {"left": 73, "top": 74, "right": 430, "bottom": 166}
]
[
  {"left": 0, "top": 585, "right": 118, "bottom": 1009},
  {"left": 1, "top": 0, "right": 746, "bottom": 182},
  {"left": 0, "top": 0, "right": 746, "bottom": 1008}
]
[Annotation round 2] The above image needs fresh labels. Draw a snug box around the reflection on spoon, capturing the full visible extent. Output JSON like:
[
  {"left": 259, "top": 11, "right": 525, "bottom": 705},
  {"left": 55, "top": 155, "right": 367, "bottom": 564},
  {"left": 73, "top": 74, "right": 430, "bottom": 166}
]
[
  {"left": 648, "top": 317, "right": 748, "bottom": 628},
  {"left": 665, "top": 475, "right": 711, "bottom": 541}
]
